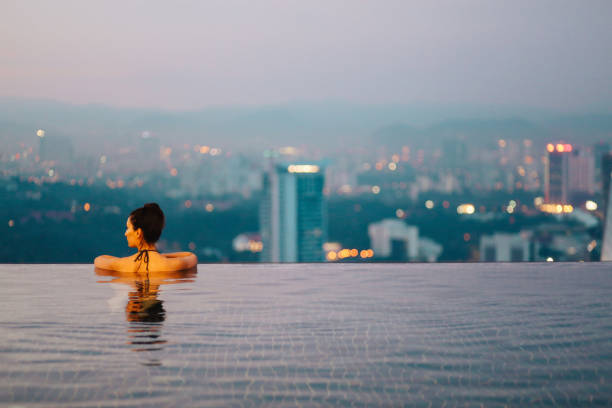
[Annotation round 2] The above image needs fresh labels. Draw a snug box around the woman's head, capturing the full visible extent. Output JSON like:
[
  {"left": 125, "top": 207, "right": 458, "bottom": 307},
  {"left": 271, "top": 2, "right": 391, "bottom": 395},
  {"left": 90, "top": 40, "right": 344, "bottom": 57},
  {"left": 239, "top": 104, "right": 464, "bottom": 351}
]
[{"left": 125, "top": 203, "right": 165, "bottom": 247}]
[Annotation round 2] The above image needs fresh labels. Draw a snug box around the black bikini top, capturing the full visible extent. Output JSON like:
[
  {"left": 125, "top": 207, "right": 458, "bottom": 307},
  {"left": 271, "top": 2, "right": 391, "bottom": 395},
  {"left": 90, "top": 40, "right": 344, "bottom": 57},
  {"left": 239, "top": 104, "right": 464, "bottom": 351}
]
[{"left": 134, "top": 249, "right": 158, "bottom": 271}]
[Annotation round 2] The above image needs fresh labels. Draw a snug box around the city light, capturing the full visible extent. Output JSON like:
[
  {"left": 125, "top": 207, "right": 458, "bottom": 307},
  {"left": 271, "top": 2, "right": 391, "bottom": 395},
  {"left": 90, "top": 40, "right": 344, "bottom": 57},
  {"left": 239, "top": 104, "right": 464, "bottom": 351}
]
[
  {"left": 546, "top": 144, "right": 555, "bottom": 152},
  {"left": 8, "top": 220, "right": 14, "bottom": 227},
  {"left": 279, "top": 146, "right": 298, "bottom": 155},
  {"left": 338, "top": 249, "right": 351, "bottom": 259},
  {"left": 546, "top": 257, "right": 554, "bottom": 262},
  {"left": 287, "top": 164, "right": 319, "bottom": 173},
  {"left": 36, "top": 129, "right": 45, "bottom": 138},
  {"left": 248, "top": 241, "right": 263, "bottom": 252},
  {"left": 199, "top": 146, "right": 210, "bottom": 154},
  {"left": 184, "top": 200, "right": 192, "bottom": 208},
  {"left": 83, "top": 203, "right": 91, "bottom": 212},
  {"left": 205, "top": 203, "right": 214, "bottom": 212},
  {"left": 170, "top": 168, "right": 178, "bottom": 176},
  {"left": 498, "top": 139, "right": 506, "bottom": 148},
  {"left": 338, "top": 185, "right": 352, "bottom": 194},
  {"left": 457, "top": 204, "right": 475, "bottom": 214},
  {"left": 585, "top": 200, "right": 598, "bottom": 211},
  {"left": 507, "top": 200, "right": 517, "bottom": 214},
  {"left": 100, "top": 155, "right": 107, "bottom": 164},
  {"left": 396, "top": 209, "right": 405, "bottom": 218},
  {"left": 539, "top": 203, "right": 574, "bottom": 214},
  {"left": 372, "top": 185, "right": 380, "bottom": 194},
  {"left": 587, "top": 240, "right": 597, "bottom": 252},
  {"left": 553, "top": 143, "right": 572, "bottom": 153},
  {"left": 388, "top": 162, "right": 397, "bottom": 171},
  {"left": 328, "top": 248, "right": 373, "bottom": 261},
  {"left": 425, "top": 200, "right": 434, "bottom": 209}
]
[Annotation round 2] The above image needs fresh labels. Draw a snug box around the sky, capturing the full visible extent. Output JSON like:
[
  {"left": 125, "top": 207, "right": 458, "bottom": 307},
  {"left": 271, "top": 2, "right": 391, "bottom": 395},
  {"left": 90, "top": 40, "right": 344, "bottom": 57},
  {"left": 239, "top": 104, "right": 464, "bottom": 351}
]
[{"left": 2, "top": 0, "right": 612, "bottom": 111}]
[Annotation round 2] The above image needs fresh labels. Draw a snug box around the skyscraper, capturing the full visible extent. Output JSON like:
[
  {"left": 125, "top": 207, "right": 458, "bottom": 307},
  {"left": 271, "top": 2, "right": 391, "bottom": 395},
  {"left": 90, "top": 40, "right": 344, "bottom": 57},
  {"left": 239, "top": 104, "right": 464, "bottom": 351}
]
[
  {"left": 601, "top": 154, "right": 612, "bottom": 261},
  {"left": 544, "top": 143, "right": 572, "bottom": 204},
  {"left": 594, "top": 141, "right": 610, "bottom": 190},
  {"left": 260, "top": 163, "right": 326, "bottom": 262},
  {"left": 568, "top": 147, "right": 595, "bottom": 196},
  {"left": 602, "top": 153, "right": 612, "bottom": 220}
]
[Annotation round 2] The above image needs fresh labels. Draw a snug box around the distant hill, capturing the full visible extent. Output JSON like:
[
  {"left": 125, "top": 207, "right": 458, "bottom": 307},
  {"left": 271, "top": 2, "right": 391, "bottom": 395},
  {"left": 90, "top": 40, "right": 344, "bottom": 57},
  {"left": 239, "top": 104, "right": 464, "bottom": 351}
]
[{"left": 1, "top": 98, "right": 610, "bottom": 154}]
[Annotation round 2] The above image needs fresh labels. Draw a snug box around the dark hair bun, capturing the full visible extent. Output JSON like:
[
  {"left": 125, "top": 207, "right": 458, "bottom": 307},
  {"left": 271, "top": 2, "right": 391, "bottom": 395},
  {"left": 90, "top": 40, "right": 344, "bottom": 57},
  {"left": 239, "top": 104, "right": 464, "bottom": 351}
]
[{"left": 129, "top": 203, "right": 165, "bottom": 244}]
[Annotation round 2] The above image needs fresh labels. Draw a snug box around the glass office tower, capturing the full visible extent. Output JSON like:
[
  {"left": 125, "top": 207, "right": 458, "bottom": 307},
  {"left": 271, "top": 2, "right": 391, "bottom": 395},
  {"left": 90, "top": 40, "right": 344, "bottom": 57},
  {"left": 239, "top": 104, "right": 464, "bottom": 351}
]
[{"left": 260, "top": 164, "right": 326, "bottom": 262}]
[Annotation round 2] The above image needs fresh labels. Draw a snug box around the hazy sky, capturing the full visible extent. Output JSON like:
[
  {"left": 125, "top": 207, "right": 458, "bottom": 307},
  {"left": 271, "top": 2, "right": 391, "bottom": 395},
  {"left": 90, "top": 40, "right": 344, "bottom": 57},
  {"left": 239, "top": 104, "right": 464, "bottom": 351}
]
[{"left": 2, "top": 0, "right": 611, "bottom": 111}]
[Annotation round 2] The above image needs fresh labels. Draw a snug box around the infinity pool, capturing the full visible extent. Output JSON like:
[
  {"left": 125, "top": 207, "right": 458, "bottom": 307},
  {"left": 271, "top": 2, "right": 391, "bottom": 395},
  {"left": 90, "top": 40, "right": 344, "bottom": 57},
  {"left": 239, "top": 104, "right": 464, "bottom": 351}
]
[{"left": 1, "top": 263, "right": 611, "bottom": 407}]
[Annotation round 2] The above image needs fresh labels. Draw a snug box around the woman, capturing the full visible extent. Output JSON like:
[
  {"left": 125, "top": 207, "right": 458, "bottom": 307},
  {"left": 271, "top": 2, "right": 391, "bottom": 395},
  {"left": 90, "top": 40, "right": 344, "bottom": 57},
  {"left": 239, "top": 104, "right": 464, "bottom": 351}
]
[{"left": 94, "top": 203, "right": 197, "bottom": 272}]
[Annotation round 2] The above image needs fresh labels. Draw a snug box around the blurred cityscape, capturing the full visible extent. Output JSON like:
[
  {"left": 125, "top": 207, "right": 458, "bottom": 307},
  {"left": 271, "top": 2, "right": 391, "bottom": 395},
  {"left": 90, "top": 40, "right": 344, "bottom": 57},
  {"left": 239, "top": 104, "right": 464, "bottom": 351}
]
[{"left": 1, "top": 104, "right": 611, "bottom": 263}]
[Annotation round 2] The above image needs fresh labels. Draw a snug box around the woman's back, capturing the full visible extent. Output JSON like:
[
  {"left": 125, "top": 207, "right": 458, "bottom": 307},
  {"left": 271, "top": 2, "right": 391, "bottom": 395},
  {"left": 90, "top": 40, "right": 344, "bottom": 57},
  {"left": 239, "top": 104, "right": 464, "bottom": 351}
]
[{"left": 93, "top": 203, "right": 197, "bottom": 272}]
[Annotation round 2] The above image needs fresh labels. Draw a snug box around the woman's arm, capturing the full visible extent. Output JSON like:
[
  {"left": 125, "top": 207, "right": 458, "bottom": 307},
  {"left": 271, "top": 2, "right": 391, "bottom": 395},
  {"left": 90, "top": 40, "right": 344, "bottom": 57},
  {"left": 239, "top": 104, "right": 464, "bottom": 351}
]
[
  {"left": 163, "top": 252, "right": 194, "bottom": 258},
  {"left": 94, "top": 255, "right": 121, "bottom": 270},
  {"left": 94, "top": 255, "right": 135, "bottom": 271},
  {"left": 163, "top": 252, "right": 198, "bottom": 270}
]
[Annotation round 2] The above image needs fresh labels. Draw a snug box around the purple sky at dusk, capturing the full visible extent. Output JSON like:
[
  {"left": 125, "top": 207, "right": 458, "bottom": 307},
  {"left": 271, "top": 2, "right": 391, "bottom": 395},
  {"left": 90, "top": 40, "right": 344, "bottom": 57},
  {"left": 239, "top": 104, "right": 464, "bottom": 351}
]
[{"left": 2, "top": 0, "right": 611, "bottom": 111}]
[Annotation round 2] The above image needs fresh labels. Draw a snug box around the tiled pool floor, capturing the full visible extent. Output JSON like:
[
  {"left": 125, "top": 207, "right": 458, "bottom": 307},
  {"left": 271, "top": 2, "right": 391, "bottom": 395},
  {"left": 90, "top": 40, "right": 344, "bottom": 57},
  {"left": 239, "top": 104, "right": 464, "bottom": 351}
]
[{"left": 1, "top": 263, "right": 611, "bottom": 407}]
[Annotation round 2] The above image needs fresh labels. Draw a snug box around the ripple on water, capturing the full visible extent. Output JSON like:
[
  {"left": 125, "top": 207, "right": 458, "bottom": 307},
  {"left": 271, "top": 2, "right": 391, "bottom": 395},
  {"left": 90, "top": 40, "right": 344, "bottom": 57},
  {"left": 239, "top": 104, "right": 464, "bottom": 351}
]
[{"left": 1, "top": 263, "right": 612, "bottom": 406}]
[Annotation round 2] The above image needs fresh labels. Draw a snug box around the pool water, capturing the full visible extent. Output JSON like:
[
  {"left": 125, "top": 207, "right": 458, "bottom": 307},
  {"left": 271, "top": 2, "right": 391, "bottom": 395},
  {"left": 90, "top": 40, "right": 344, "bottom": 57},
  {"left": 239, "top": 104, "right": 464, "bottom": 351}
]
[{"left": 1, "top": 263, "right": 611, "bottom": 407}]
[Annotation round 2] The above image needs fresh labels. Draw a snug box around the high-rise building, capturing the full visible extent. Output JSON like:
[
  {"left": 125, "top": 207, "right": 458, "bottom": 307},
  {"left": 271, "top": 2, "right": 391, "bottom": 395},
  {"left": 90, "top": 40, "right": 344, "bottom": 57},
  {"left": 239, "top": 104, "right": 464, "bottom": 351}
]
[
  {"left": 260, "top": 163, "right": 326, "bottom": 262},
  {"left": 602, "top": 156, "right": 612, "bottom": 261},
  {"left": 544, "top": 143, "right": 572, "bottom": 204},
  {"left": 602, "top": 153, "right": 612, "bottom": 220},
  {"left": 568, "top": 147, "right": 595, "bottom": 196},
  {"left": 594, "top": 141, "right": 610, "bottom": 190}
]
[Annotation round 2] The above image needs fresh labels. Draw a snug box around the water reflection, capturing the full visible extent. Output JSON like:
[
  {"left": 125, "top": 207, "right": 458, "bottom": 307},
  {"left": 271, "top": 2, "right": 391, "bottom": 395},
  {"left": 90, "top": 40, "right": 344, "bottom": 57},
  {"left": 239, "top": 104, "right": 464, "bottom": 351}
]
[{"left": 95, "top": 267, "right": 197, "bottom": 365}]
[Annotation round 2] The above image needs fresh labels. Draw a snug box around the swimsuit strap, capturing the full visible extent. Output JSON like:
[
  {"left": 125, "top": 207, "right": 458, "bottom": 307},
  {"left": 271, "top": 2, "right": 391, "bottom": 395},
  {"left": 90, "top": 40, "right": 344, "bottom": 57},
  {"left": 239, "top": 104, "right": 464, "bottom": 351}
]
[{"left": 134, "top": 249, "right": 158, "bottom": 271}]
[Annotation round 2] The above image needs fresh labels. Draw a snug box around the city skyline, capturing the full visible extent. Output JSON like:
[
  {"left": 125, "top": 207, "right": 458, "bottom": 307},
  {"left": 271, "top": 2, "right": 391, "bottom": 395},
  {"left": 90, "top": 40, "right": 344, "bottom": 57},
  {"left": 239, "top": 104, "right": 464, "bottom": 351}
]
[{"left": 2, "top": 122, "right": 608, "bottom": 263}]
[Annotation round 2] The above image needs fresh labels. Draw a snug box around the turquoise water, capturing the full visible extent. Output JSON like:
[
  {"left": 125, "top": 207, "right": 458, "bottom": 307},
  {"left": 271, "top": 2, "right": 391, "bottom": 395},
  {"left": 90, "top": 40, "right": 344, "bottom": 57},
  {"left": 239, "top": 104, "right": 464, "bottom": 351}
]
[{"left": 0, "top": 263, "right": 611, "bottom": 407}]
